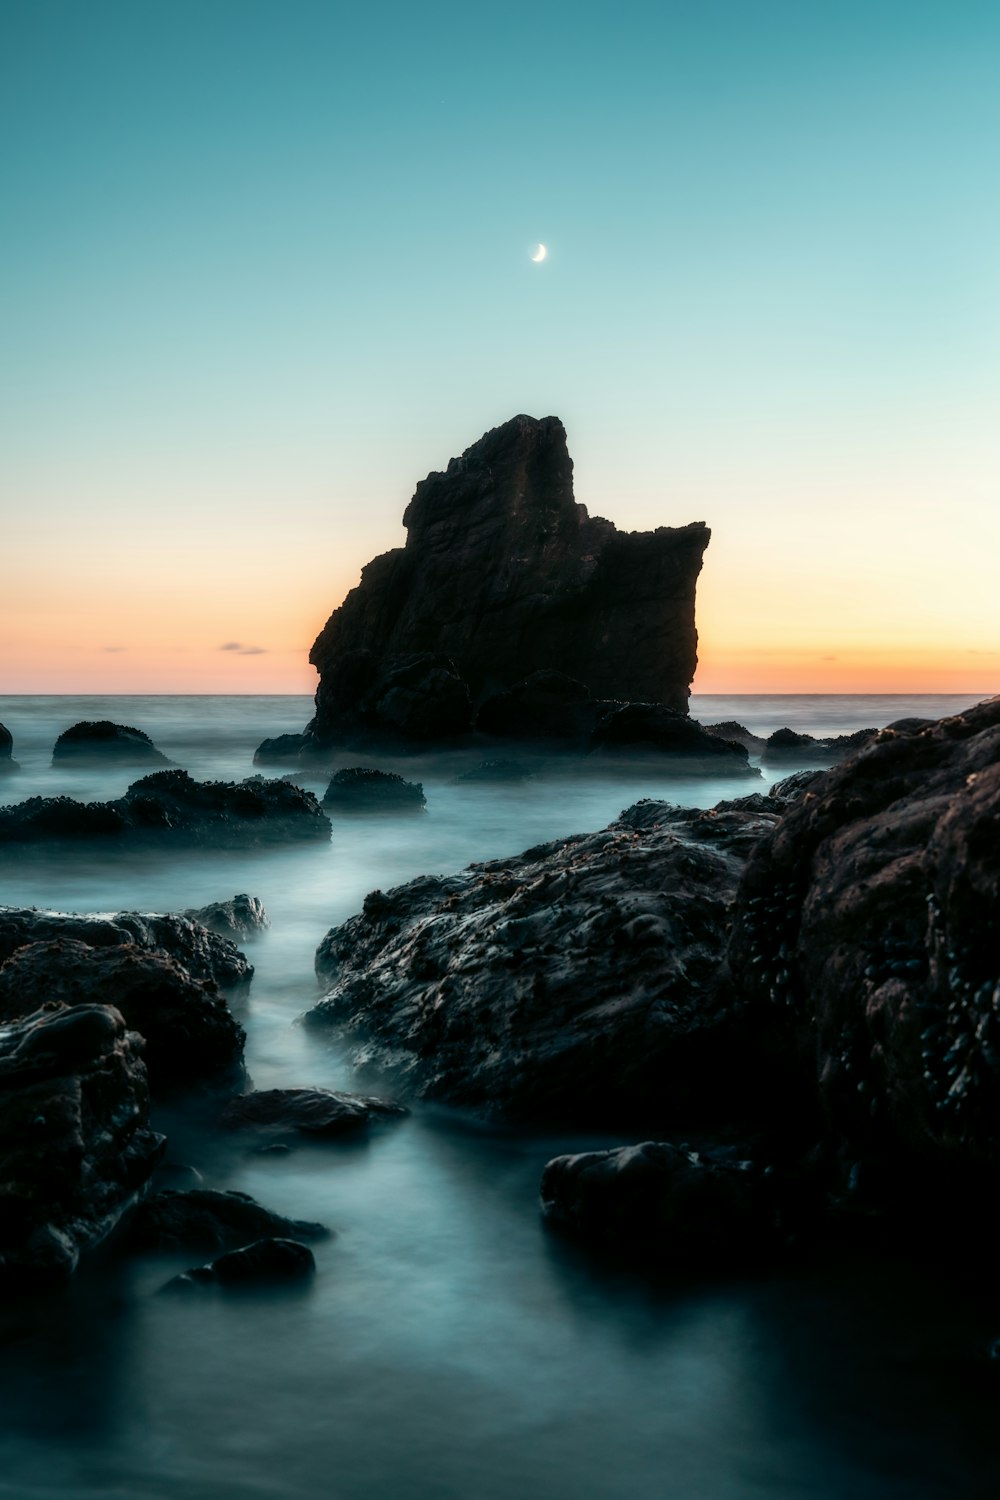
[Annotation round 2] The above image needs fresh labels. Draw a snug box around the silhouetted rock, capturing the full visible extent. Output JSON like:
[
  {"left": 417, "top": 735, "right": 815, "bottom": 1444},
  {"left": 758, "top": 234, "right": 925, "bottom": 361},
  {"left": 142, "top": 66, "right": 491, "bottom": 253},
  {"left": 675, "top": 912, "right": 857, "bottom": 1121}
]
[
  {"left": 0, "top": 940, "right": 245, "bottom": 1092},
  {"left": 308, "top": 798, "right": 782, "bottom": 1126},
  {"left": 311, "top": 650, "right": 473, "bottom": 745},
  {"left": 727, "top": 697, "right": 1000, "bottom": 1211},
  {"left": 182, "top": 894, "right": 270, "bottom": 943},
  {"left": 0, "top": 723, "right": 18, "bottom": 774},
  {"left": 0, "top": 771, "right": 331, "bottom": 848},
  {"left": 0, "top": 904, "right": 254, "bottom": 990},
  {"left": 760, "top": 726, "right": 878, "bottom": 767},
  {"left": 475, "top": 671, "right": 599, "bottom": 741},
  {"left": 589, "top": 704, "right": 757, "bottom": 777},
  {"left": 0, "top": 1002, "right": 164, "bottom": 1287},
  {"left": 322, "top": 767, "right": 426, "bottom": 814},
  {"left": 51, "top": 720, "right": 169, "bottom": 766},
  {"left": 700, "top": 721, "right": 767, "bottom": 754},
  {"left": 309, "top": 415, "right": 709, "bottom": 745},
  {"left": 127, "top": 1189, "right": 329, "bottom": 1253},
  {"left": 253, "top": 731, "right": 315, "bottom": 765},
  {"left": 162, "top": 1237, "right": 316, "bottom": 1291},
  {"left": 220, "top": 1086, "right": 406, "bottom": 1138},
  {"left": 541, "top": 1141, "right": 781, "bottom": 1265}
]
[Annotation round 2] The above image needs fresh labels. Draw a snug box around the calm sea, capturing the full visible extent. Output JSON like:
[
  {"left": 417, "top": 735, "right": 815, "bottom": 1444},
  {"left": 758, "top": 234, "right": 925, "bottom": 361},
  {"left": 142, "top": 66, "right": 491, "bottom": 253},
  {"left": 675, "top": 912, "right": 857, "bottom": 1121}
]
[{"left": 0, "top": 693, "right": 996, "bottom": 1500}]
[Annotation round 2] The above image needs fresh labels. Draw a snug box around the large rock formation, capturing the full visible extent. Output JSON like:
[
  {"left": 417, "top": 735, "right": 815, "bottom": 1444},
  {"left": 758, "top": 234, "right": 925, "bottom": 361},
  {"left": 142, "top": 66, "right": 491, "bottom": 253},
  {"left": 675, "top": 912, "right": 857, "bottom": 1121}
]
[{"left": 308, "top": 415, "right": 709, "bottom": 745}]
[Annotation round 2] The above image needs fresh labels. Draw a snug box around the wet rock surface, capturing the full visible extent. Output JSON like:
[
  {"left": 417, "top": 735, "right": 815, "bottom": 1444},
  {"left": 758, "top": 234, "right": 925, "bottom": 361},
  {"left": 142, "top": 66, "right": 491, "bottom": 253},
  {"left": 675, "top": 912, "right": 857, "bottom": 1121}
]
[
  {"left": 0, "top": 770, "right": 331, "bottom": 848},
  {"left": 309, "top": 414, "right": 709, "bottom": 745},
  {"left": 0, "top": 904, "right": 255, "bottom": 990},
  {"left": 162, "top": 1237, "right": 316, "bottom": 1291},
  {"left": 182, "top": 894, "right": 270, "bottom": 944},
  {"left": 727, "top": 698, "right": 1000, "bottom": 1205},
  {"left": 51, "top": 720, "right": 170, "bottom": 766},
  {"left": 322, "top": 767, "right": 426, "bottom": 814},
  {"left": 220, "top": 1086, "right": 406, "bottom": 1137},
  {"left": 308, "top": 798, "right": 782, "bottom": 1126},
  {"left": 127, "top": 1188, "right": 329, "bottom": 1252},
  {"left": 0, "top": 1002, "right": 164, "bottom": 1286},
  {"left": 0, "top": 940, "right": 246, "bottom": 1092}
]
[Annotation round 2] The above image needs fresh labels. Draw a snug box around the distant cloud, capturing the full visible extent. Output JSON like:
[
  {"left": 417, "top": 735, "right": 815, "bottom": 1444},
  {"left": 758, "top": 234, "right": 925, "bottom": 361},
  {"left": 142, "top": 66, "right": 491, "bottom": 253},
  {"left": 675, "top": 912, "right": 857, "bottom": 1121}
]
[
  {"left": 219, "top": 641, "right": 268, "bottom": 656},
  {"left": 220, "top": 642, "right": 242, "bottom": 651},
  {"left": 822, "top": 655, "right": 837, "bottom": 661},
  {"left": 102, "top": 646, "right": 126, "bottom": 653}
]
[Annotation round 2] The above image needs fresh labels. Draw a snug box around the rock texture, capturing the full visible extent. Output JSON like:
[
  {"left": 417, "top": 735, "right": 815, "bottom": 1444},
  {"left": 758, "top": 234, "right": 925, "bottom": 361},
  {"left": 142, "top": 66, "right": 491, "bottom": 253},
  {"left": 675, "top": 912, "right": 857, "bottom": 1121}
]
[
  {"left": 0, "top": 1003, "right": 164, "bottom": 1286},
  {"left": 51, "top": 720, "right": 169, "bottom": 765},
  {"left": 0, "top": 941, "right": 246, "bottom": 1092},
  {"left": 726, "top": 698, "right": 1000, "bottom": 1203},
  {"left": 308, "top": 798, "right": 782, "bottom": 1126},
  {"left": 220, "top": 1086, "right": 406, "bottom": 1138},
  {"left": 0, "top": 771, "right": 331, "bottom": 848},
  {"left": 0, "top": 904, "right": 255, "bottom": 990},
  {"left": 127, "top": 1189, "right": 329, "bottom": 1252},
  {"left": 182, "top": 895, "right": 270, "bottom": 944},
  {"left": 309, "top": 415, "right": 709, "bottom": 744},
  {"left": 322, "top": 768, "right": 426, "bottom": 814}
]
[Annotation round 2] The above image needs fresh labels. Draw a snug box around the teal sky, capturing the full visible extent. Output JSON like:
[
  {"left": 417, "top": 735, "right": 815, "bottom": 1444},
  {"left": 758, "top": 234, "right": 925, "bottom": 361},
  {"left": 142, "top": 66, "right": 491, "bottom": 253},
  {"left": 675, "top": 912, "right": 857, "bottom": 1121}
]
[{"left": 3, "top": 0, "right": 999, "bottom": 692}]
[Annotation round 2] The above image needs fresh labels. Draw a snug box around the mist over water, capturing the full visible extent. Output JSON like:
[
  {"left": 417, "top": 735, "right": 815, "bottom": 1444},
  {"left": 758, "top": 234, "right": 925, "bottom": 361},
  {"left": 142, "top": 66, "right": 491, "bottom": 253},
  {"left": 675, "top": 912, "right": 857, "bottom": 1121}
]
[{"left": 0, "top": 694, "right": 997, "bottom": 1500}]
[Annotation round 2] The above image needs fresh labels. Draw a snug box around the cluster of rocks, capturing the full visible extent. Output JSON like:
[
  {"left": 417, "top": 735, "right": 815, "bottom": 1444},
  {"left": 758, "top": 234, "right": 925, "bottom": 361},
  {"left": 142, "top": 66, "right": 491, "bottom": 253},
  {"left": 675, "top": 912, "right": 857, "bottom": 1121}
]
[
  {"left": 307, "top": 701, "right": 1000, "bottom": 1265},
  {"left": 0, "top": 898, "right": 404, "bottom": 1292},
  {"left": 0, "top": 770, "right": 331, "bottom": 848},
  {"left": 702, "top": 720, "right": 878, "bottom": 766}
]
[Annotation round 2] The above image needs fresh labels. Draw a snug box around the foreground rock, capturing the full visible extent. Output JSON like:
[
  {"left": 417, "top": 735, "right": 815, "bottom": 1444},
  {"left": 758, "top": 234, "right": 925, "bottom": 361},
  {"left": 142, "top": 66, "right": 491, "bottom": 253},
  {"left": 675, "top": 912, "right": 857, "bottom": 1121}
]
[
  {"left": 0, "top": 723, "right": 19, "bottom": 774},
  {"left": 727, "top": 698, "right": 1000, "bottom": 1206},
  {"left": 182, "top": 894, "right": 270, "bottom": 943},
  {"left": 51, "top": 720, "right": 170, "bottom": 766},
  {"left": 0, "top": 941, "right": 245, "bottom": 1091},
  {"left": 0, "top": 771, "right": 331, "bottom": 848},
  {"left": 220, "top": 1087, "right": 406, "bottom": 1138},
  {"left": 308, "top": 414, "right": 709, "bottom": 745},
  {"left": 127, "top": 1189, "right": 329, "bottom": 1252},
  {"left": 0, "top": 903, "right": 256, "bottom": 990},
  {"left": 162, "top": 1237, "right": 316, "bottom": 1291},
  {"left": 308, "top": 798, "right": 782, "bottom": 1126},
  {"left": 0, "top": 1003, "right": 164, "bottom": 1287},
  {"left": 540, "top": 1141, "right": 786, "bottom": 1265},
  {"left": 322, "top": 768, "right": 426, "bottom": 814}
]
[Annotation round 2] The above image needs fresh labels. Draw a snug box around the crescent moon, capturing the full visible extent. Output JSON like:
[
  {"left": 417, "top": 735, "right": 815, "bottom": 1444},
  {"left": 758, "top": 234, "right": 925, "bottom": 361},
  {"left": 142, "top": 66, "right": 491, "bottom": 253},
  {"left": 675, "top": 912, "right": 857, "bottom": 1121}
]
[{"left": 531, "top": 243, "right": 547, "bottom": 262}]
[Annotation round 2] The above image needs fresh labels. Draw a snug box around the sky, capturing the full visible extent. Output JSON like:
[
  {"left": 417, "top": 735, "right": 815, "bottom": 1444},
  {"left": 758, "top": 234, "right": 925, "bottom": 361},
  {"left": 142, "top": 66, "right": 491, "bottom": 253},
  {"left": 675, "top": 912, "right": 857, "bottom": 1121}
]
[{"left": 2, "top": 0, "right": 999, "bottom": 695}]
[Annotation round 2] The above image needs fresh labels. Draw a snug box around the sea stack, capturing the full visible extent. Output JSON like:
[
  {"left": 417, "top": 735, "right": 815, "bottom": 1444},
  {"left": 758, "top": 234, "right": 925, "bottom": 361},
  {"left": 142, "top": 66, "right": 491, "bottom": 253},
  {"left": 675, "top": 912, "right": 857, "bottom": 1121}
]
[{"left": 308, "top": 415, "right": 710, "bottom": 746}]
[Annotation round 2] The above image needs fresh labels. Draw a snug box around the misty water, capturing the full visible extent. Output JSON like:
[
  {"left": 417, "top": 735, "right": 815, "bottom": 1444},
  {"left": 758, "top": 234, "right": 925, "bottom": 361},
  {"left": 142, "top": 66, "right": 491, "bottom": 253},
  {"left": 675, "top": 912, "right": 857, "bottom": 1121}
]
[{"left": 1, "top": 693, "right": 998, "bottom": 1500}]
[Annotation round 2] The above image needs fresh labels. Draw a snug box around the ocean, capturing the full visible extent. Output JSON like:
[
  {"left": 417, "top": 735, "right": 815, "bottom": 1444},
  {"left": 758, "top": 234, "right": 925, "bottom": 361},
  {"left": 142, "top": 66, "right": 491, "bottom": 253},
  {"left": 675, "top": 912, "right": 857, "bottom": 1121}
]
[{"left": 0, "top": 692, "right": 996, "bottom": 1500}]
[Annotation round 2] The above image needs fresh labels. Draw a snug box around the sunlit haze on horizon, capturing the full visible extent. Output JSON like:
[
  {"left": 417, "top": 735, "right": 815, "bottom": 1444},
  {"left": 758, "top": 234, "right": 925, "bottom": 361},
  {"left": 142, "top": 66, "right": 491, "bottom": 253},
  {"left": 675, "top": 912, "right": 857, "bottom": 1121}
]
[{"left": 3, "top": 0, "right": 999, "bottom": 695}]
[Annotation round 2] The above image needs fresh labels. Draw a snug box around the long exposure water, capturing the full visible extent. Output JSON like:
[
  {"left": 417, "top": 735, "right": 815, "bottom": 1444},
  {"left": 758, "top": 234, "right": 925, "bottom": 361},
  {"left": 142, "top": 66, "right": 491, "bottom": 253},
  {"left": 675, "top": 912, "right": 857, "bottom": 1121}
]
[{"left": 0, "top": 693, "right": 997, "bottom": 1499}]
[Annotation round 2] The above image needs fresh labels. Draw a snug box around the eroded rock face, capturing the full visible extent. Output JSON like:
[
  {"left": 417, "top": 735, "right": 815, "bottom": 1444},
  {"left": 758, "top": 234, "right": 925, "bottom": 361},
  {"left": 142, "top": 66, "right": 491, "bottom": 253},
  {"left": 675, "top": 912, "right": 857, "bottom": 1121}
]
[
  {"left": 0, "top": 941, "right": 246, "bottom": 1092},
  {"left": 727, "top": 698, "right": 1000, "bottom": 1196},
  {"left": 0, "top": 904, "right": 256, "bottom": 990},
  {"left": 51, "top": 720, "right": 169, "bottom": 765},
  {"left": 309, "top": 415, "right": 709, "bottom": 744},
  {"left": 0, "top": 772, "right": 331, "bottom": 848},
  {"left": 0, "top": 1003, "right": 164, "bottom": 1286},
  {"left": 307, "top": 798, "right": 782, "bottom": 1126}
]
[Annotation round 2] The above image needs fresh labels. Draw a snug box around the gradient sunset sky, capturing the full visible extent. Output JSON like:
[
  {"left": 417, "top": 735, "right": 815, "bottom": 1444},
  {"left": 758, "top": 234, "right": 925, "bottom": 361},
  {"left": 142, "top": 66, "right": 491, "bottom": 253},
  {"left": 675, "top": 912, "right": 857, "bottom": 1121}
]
[{"left": 3, "top": 0, "right": 999, "bottom": 695}]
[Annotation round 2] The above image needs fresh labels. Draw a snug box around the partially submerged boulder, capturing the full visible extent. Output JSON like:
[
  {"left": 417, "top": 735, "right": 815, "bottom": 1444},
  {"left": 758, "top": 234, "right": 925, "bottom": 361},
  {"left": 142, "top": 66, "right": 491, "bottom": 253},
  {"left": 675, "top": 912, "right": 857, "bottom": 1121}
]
[
  {"left": 127, "top": 1189, "right": 328, "bottom": 1253},
  {"left": 182, "top": 895, "right": 270, "bottom": 943},
  {"left": 322, "top": 768, "right": 426, "bottom": 814},
  {"left": 308, "top": 798, "right": 782, "bottom": 1126},
  {"left": 0, "top": 771, "right": 331, "bottom": 848},
  {"left": 220, "top": 1086, "right": 406, "bottom": 1138},
  {"left": 0, "top": 1002, "right": 164, "bottom": 1287},
  {"left": 0, "top": 940, "right": 246, "bottom": 1092},
  {"left": 590, "top": 704, "right": 758, "bottom": 777},
  {"left": 162, "top": 1237, "right": 316, "bottom": 1291},
  {"left": 253, "top": 732, "right": 315, "bottom": 766},
  {"left": 51, "top": 720, "right": 170, "bottom": 766},
  {"left": 700, "top": 721, "right": 767, "bottom": 754},
  {"left": 0, "top": 723, "right": 19, "bottom": 774},
  {"left": 760, "top": 726, "right": 877, "bottom": 767}
]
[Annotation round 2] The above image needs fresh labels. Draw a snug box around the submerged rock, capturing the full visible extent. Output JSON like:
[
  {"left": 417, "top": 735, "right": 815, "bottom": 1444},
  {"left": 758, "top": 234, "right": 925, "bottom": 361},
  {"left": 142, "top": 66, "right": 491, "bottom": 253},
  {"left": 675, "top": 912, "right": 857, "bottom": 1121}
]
[
  {"left": 253, "top": 731, "right": 315, "bottom": 765},
  {"left": 453, "top": 760, "right": 533, "bottom": 784},
  {"left": 0, "top": 940, "right": 246, "bottom": 1092},
  {"left": 0, "top": 771, "right": 331, "bottom": 848},
  {"left": 220, "top": 1086, "right": 406, "bottom": 1138},
  {"left": 309, "top": 414, "right": 709, "bottom": 745},
  {"left": 308, "top": 798, "right": 782, "bottom": 1126},
  {"left": 322, "top": 767, "right": 426, "bottom": 814},
  {"left": 727, "top": 697, "right": 1000, "bottom": 1205},
  {"left": 127, "top": 1188, "right": 329, "bottom": 1252},
  {"left": 162, "top": 1237, "right": 316, "bottom": 1291},
  {"left": 0, "top": 1002, "right": 164, "bottom": 1287},
  {"left": 0, "top": 904, "right": 255, "bottom": 990},
  {"left": 51, "top": 720, "right": 170, "bottom": 766}
]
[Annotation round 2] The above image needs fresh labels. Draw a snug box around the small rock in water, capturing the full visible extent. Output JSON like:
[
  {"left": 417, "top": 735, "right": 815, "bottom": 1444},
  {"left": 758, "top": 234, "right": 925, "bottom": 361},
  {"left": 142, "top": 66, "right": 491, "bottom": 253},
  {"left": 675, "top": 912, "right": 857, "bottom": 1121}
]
[
  {"left": 129, "top": 1188, "right": 329, "bottom": 1252},
  {"left": 51, "top": 720, "right": 170, "bottom": 766},
  {"left": 322, "top": 767, "right": 426, "bottom": 814},
  {"left": 161, "top": 1237, "right": 317, "bottom": 1291},
  {"left": 220, "top": 1086, "right": 406, "bottom": 1137}
]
